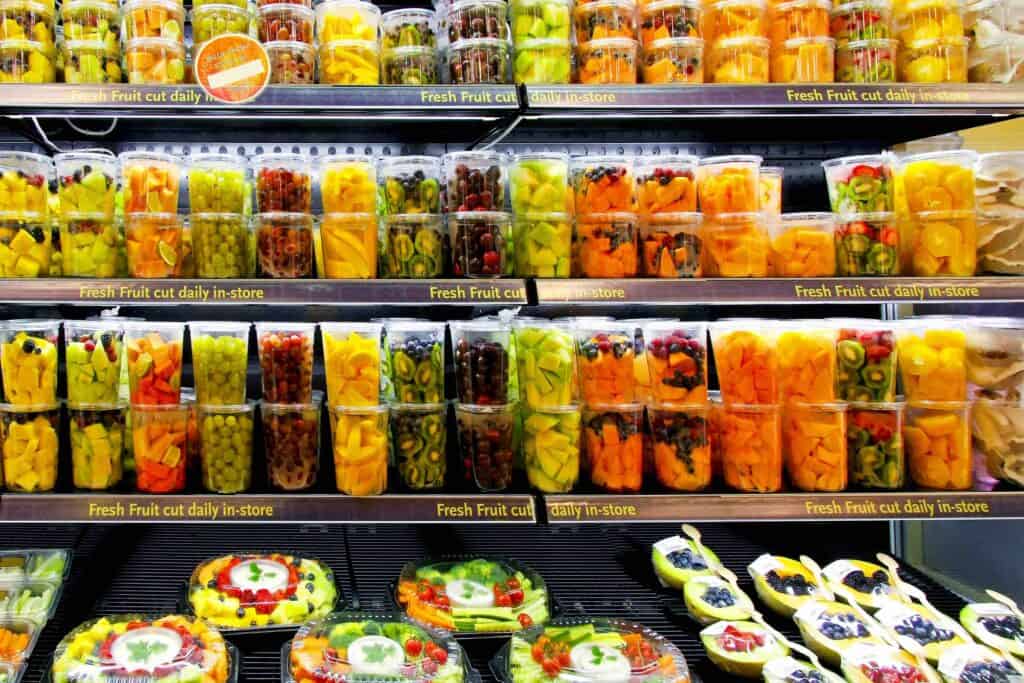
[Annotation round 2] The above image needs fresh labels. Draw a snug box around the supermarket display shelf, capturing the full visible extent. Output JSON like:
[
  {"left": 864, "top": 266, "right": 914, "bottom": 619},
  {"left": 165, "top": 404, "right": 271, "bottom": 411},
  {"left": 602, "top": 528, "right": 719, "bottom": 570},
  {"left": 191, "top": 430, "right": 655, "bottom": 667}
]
[
  {"left": 0, "top": 278, "right": 529, "bottom": 305},
  {"left": 0, "top": 493, "right": 539, "bottom": 523},
  {"left": 524, "top": 84, "right": 1024, "bottom": 117},
  {"left": 533, "top": 276, "right": 1021, "bottom": 303}
]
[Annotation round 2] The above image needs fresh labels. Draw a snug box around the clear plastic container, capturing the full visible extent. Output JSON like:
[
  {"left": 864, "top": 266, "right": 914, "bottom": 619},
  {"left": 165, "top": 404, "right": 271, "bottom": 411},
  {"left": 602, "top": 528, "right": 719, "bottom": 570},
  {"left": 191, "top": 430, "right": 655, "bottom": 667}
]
[
  {"left": 62, "top": 40, "right": 122, "bottom": 83},
  {"left": 198, "top": 403, "right": 253, "bottom": 494},
  {"left": 513, "top": 212, "right": 571, "bottom": 277},
  {"left": 259, "top": 3, "right": 312, "bottom": 42},
  {"left": 576, "top": 36, "right": 639, "bottom": 82},
  {"left": 896, "top": 149, "right": 978, "bottom": 213},
  {"left": 448, "top": 36, "right": 510, "bottom": 82},
  {"left": 252, "top": 152, "right": 311, "bottom": 213},
  {"left": 379, "top": 214, "right": 442, "bottom": 278},
  {"left": 0, "top": 319, "right": 59, "bottom": 406},
  {"left": 721, "top": 403, "right": 783, "bottom": 492},
  {"left": 641, "top": 36, "right": 704, "bottom": 82},
  {"left": 968, "top": 40, "right": 1021, "bottom": 83},
  {"left": 575, "top": 323, "right": 637, "bottom": 405},
  {"left": 0, "top": 549, "right": 69, "bottom": 584},
  {"left": 0, "top": 1, "right": 52, "bottom": 48},
  {"left": 706, "top": 0, "right": 768, "bottom": 42},
  {"left": 897, "top": 319, "right": 968, "bottom": 402},
  {"left": 640, "top": 212, "right": 703, "bottom": 277},
  {"left": 848, "top": 400, "right": 905, "bottom": 489},
  {"left": 583, "top": 404, "right": 644, "bottom": 492},
  {"left": 771, "top": 35, "right": 835, "bottom": 81},
  {"left": 254, "top": 212, "right": 314, "bottom": 278},
  {"left": 905, "top": 209, "right": 978, "bottom": 276},
  {"left": 775, "top": 323, "right": 837, "bottom": 403},
  {"left": 895, "top": 0, "right": 965, "bottom": 45},
  {"left": 0, "top": 39, "right": 55, "bottom": 82},
  {"left": 0, "top": 217, "right": 50, "bottom": 277},
  {"left": 120, "top": 150, "right": 181, "bottom": 214},
  {"left": 573, "top": 156, "right": 634, "bottom": 214},
  {"left": 650, "top": 404, "right": 712, "bottom": 491},
  {"left": 52, "top": 614, "right": 233, "bottom": 683},
  {"left": 759, "top": 165, "right": 783, "bottom": 214},
  {"left": 382, "top": 44, "right": 440, "bottom": 82},
  {"left": 456, "top": 402, "right": 516, "bottom": 491},
  {"left": 391, "top": 402, "right": 447, "bottom": 490},
  {"left": 823, "top": 153, "right": 894, "bottom": 213},
  {"left": 974, "top": 399, "right": 1024, "bottom": 486},
  {"left": 574, "top": 0, "right": 637, "bottom": 43},
  {"left": 0, "top": 151, "right": 50, "bottom": 220},
  {"left": 906, "top": 399, "right": 972, "bottom": 490},
  {"left": 131, "top": 404, "right": 189, "bottom": 493},
  {"left": 708, "top": 35, "right": 770, "bottom": 81},
  {"left": 640, "top": 0, "right": 701, "bottom": 47},
  {"left": 125, "top": 36, "right": 184, "bottom": 83},
  {"left": 703, "top": 211, "right": 771, "bottom": 276},
  {"left": 938, "top": 644, "right": 1021, "bottom": 683},
  {"left": 191, "top": 3, "right": 252, "bottom": 44},
  {"left": 793, "top": 601, "right": 883, "bottom": 666},
  {"left": 329, "top": 404, "right": 389, "bottom": 494},
  {"left": 262, "top": 402, "right": 319, "bottom": 492},
  {"left": 710, "top": 320, "right": 780, "bottom": 404},
  {"left": 382, "top": 8, "right": 437, "bottom": 47},
  {"left": 123, "top": 0, "right": 184, "bottom": 41},
  {"left": 319, "top": 38, "right": 380, "bottom": 83},
  {"left": 643, "top": 321, "right": 708, "bottom": 404},
  {"left": 380, "top": 156, "right": 442, "bottom": 215},
  {"left": 449, "top": 211, "right": 511, "bottom": 278},
  {"left": 61, "top": 0, "right": 119, "bottom": 46},
  {"left": 837, "top": 37, "right": 900, "bottom": 80},
  {"left": 190, "top": 321, "right": 250, "bottom": 405},
  {"left": 266, "top": 40, "right": 315, "bottom": 82},
  {"left": 187, "top": 553, "right": 337, "bottom": 629},
  {"left": 320, "top": 322, "right": 382, "bottom": 407},
  {"left": 770, "top": 212, "right": 836, "bottom": 277},
  {"left": 899, "top": 37, "right": 968, "bottom": 81},
  {"left": 512, "top": 0, "right": 572, "bottom": 44},
  {"left": 783, "top": 402, "right": 848, "bottom": 491},
  {"left": 0, "top": 585, "right": 58, "bottom": 624},
  {"left": 315, "top": 0, "right": 380, "bottom": 41},
  {"left": 65, "top": 321, "right": 122, "bottom": 404},
  {"left": 190, "top": 213, "right": 254, "bottom": 278},
  {"left": 510, "top": 153, "right": 570, "bottom": 216},
  {"left": 319, "top": 212, "right": 377, "bottom": 278},
  {"left": 54, "top": 152, "right": 116, "bottom": 218},
  {"left": 699, "top": 155, "right": 761, "bottom": 214},
  {"left": 831, "top": 0, "right": 894, "bottom": 45},
  {"left": 124, "top": 321, "right": 184, "bottom": 405},
  {"left": 319, "top": 154, "right": 375, "bottom": 213},
  {"left": 515, "top": 319, "right": 576, "bottom": 408},
  {"left": 0, "top": 403, "right": 58, "bottom": 492},
  {"left": 447, "top": 0, "right": 508, "bottom": 41},
  {"left": 444, "top": 151, "right": 505, "bottom": 212},
  {"left": 386, "top": 321, "right": 445, "bottom": 404},
  {"left": 450, "top": 320, "right": 511, "bottom": 404},
  {"left": 836, "top": 212, "right": 900, "bottom": 275},
  {"left": 636, "top": 157, "right": 698, "bottom": 215},
  {"left": 769, "top": 0, "right": 830, "bottom": 47},
  {"left": 125, "top": 212, "right": 183, "bottom": 278},
  {"left": 832, "top": 318, "right": 898, "bottom": 402},
  {"left": 574, "top": 212, "right": 639, "bottom": 277},
  {"left": 513, "top": 37, "right": 571, "bottom": 82},
  {"left": 256, "top": 322, "right": 315, "bottom": 403},
  {"left": 523, "top": 404, "right": 580, "bottom": 492}
]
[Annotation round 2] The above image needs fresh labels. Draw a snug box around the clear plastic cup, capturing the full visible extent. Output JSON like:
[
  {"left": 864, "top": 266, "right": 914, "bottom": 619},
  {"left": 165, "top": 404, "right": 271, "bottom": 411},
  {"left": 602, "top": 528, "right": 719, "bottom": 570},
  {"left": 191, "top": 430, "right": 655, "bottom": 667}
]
[
  {"left": 848, "top": 400, "right": 905, "bottom": 489},
  {"left": 266, "top": 40, "right": 316, "bottom": 83},
  {"left": 650, "top": 404, "right": 712, "bottom": 491},
  {"left": 379, "top": 155, "right": 442, "bottom": 214},
  {"left": 386, "top": 321, "right": 445, "bottom": 404},
  {"left": 703, "top": 211, "right": 772, "bottom": 277},
  {"left": 68, "top": 401, "right": 126, "bottom": 491},
  {"left": 382, "top": 44, "right": 440, "bottom": 83},
  {"left": 321, "top": 322, "right": 382, "bottom": 407},
  {"left": 905, "top": 209, "right": 977, "bottom": 276},
  {"left": 510, "top": 153, "right": 570, "bottom": 215},
  {"left": 381, "top": 214, "right": 444, "bottom": 278},
  {"left": 640, "top": 0, "right": 701, "bottom": 47},
  {"left": 119, "top": 151, "right": 180, "bottom": 214},
  {"left": 837, "top": 38, "right": 899, "bottom": 81},
  {"left": 187, "top": 152, "right": 247, "bottom": 214},
  {"left": 822, "top": 153, "right": 894, "bottom": 214},
  {"left": 640, "top": 320, "right": 704, "bottom": 405},
  {"left": 771, "top": 35, "right": 836, "bottom": 82},
  {"left": 830, "top": 0, "right": 893, "bottom": 46},
  {"left": 131, "top": 403, "right": 189, "bottom": 493},
  {"left": 905, "top": 400, "right": 972, "bottom": 490},
  {"left": 123, "top": 0, "right": 184, "bottom": 41},
  {"left": 315, "top": 0, "right": 381, "bottom": 41},
  {"left": 252, "top": 152, "right": 312, "bottom": 213},
  {"left": 641, "top": 36, "right": 704, "bottom": 82},
  {"left": 446, "top": 0, "right": 508, "bottom": 41},
  {"left": 708, "top": 35, "right": 770, "bottom": 82},
  {"left": 640, "top": 212, "right": 703, "bottom": 277},
  {"left": 444, "top": 150, "right": 506, "bottom": 212},
  {"left": 770, "top": 212, "right": 836, "bottom": 277},
  {"left": 450, "top": 319, "right": 512, "bottom": 404},
  {"left": 190, "top": 321, "right": 250, "bottom": 405},
  {"left": 896, "top": 319, "right": 967, "bottom": 402},
  {"left": 124, "top": 37, "right": 185, "bottom": 83},
  {"left": 190, "top": 213, "right": 254, "bottom": 278},
  {"left": 125, "top": 212, "right": 183, "bottom": 278},
  {"left": 573, "top": 156, "right": 634, "bottom": 215},
  {"left": 55, "top": 152, "right": 117, "bottom": 217},
  {"left": 61, "top": 0, "right": 119, "bottom": 45},
  {"left": 573, "top": 212, "right": 639, "bottom": 277},
  {"left": 0, "top": 319, "right": 60, "bottom": 406},
  {"left": 256, "top": 322, "right": 315, "bottom": 403},
  {"left": 899, "top": 37, "right": 968, "bottom": 82},
  {"left": 710, "top": 320, "right": 780, "bottom": 404},
  {"left": 583, "top": 403, "right": 644, "bottom": 492},
  {"left": 0, "top": 151, "right": 49, "bottom": 220},
  {"left": 449, "top": 211, "right": 512, "bottom": 278},
  {"left": 895, "top": 0, "right": 964, "bottom": 45},
  {"left": 783, "top": 401, "right": 848, "bottom": 492},
  {"left": 896, "top": 150, "right": 978, "bottom": 213},
  {"left": 259, "top": 3, "right": 314, "bottom": 42},
  {"left": 262, "top": 401, "right": 320, "bottom": 491},
  {"left": 0, "top": 39, "right": 56, "bottom": 83},
  {"left": 698, "top": 155, "right": 761, "bottom": 214},
  {"left": 523, "top": 404, "right": 581, "bottom": 493},
  {"left": 382, "top": 8, "right": 437, "bottom": 48},
  {"left": 721, "top": 402, "right": 783, "bottom": 492},
  {"left": 124, "top": 321, "right": 184, "bottom": 405},
  {"left": 511, "top": 0, "right": 571, "bottom": 42},
  {"left": 636, "top": 156, "right": 698, "bottom": 214},
  {"left": 576, "top": 37, "right": 638, "bottom": 83},
  {"left": 0, "top": 216, "right": 50, "bottom": 277},
  {"left": 514, "top": 319, "right": 576, "bottom": 408},
  {"left": 759, "top": 166, "right": 783, "bottom": 214},
  {"left": 835, "top": 212, "right": 898, "bottom": 275},
  {"left": 65, "top": 320, "right": 123, "bottom": 404},
  {"left": 575, "top": 323, "right": 638, "bottom": 405},
  {"left": 60, "top": 212, "right": 125, "bottom": 278},
  {"left": 769, "top": 0, "right": 830, "bottom": 46},
  {"left": 574, "top": 0, "right": 638, "bottom": 43},
  {"left": 319, "top": 38, "right": 381, "bottom": 84},
  {"left": 198, "top": 403, "right": 254, "bottom": 494},
  {"left": 320, "top": 154, "right": 376, "bottom": 214},
  {"left": 191, "top": 3, "right": 252, "bottom": 44},
  {"left": 514, "top": 213, "right": 572, "bottom": 277},
  {"left": 255, "top": 212, "right": 314, "bottom": 278},
  {"left": 329, "top": 404, "right": 389, "bottom": 495},
  {"left": 391, "top": 402, "right": 447, "bottom": 490},
  {"left": 513, "top": 38, "right": 572, "bottom": 83},
  {"left": 319, "top": 212, "right": 377, "bottom": 279},
  {"left": 706, "top": 0, "right": 768, "bottom": 42},
  {"left": 831, "top": 318, "right": 898, "bottom": 402},
  {"left": 0, "top": 402, "right": 59, "bottom": 492},
  {"left": 775, "top": 322, "right": 837, "bottom": 403},
  {"left": 456, "top": 402, "right": 517, "bottom": 491}
]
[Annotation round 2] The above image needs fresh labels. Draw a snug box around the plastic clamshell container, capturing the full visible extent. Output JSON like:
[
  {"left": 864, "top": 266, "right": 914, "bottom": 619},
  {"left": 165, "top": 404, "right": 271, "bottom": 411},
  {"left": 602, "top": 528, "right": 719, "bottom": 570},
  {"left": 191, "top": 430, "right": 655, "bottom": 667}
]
[
  {"left": 0, "top": 549, "right": 70, "bottom": 585},
  {"left": 0, "top": 580, "right": 60, "bottom": 624},
  {"left": 396, "top": 556, "right": 550, "bottom": 634},
  {"left": 500, "top": 618, "right": 690, "bottom": 683},
  {"left": 51, "top": 614, "right": 237, "bottom": 683},
  {"left": 937, "top": 644, "right": 1022, "bottom": 683},
  {"left": 187, "top": 553, "right": 338, "bottom": 632},
  {"left": 0, "top": 616, "right": 38, "bottom": 668},
  {"left": 821, "top": 558, "right": 904, "bottom": 611},
  {"left": 285, "top": 611, "right": 474, "bottom": 683}
]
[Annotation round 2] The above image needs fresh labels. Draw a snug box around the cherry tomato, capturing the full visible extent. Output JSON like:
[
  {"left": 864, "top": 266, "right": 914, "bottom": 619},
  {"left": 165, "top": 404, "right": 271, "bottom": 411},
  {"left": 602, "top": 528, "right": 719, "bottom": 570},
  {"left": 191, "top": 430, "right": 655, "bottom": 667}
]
[
  {"left": 508, "top": 589, "right": 525, "bottom": 605},
  {"left": 405, "top": 639, "right": 423, "bottom": 657},
  {"left": 434, "top": 594, "right": 450, "bottom": 608},
  {"left": 418, "top": 586, "right": 435, "bottom": 602},
  {"left": 519, "top": 613, "right": 534, "bottom": 628},
  {"left": 542, "top": 659, "right": 561, "bottom": 677},
  {"left": 531, "top": 642, "right": 545, "bottom": 661},
  {"left": 497, "top": 593, "right": 513, "bottom": 607},
  {"left": 506, "top": 577, "right": 521, "bottom": 590},
  {"left": 431, "top": 648, "right": 448, "bottom": 665}
]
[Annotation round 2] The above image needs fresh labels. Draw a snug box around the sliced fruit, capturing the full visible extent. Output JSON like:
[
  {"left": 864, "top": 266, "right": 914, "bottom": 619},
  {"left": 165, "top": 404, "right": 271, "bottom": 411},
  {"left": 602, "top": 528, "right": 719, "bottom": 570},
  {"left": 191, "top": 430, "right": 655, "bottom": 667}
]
[
  {"left": 822, "top": 559, "right": 903, "bottom": 611},
  {"left": 794, "top": 600, "right": 883, "bottom": 667},
  {"left": 875, "top": 602, "right": 966, "bottom": 663},
  {"left": 684, "top": 576, "right": 755, "bottom": 625},
  {"left": 960, "top": 604, "right": 1024, "bottom": 658},
  {"left": 747, "top": 554, "right": 823, "bottom": 618},
  {"left": 701, "top": 620, "right": 788, "bottom": 679},
  {"left": 651, "top": 535, "right": 719, "bottom": 589}
]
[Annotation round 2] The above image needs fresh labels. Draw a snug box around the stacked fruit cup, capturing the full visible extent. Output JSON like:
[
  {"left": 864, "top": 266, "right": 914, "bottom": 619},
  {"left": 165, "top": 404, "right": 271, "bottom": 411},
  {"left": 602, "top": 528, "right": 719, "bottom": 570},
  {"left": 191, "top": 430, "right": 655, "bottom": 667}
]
[
  {"left": 444, "top": 151, "right": 512, "bottom": 278},
  {"left": 252, "top": 152, "right": 314, "bottom": 277},
  {"left": 510, "top": 0, "right": 570, "bottom": 82},
  {"left": 450, "top": 319, "right": 517, "bottom": 491},
  {"left": 380, "top": 8, "right": 440, "bottom": 84},
  {"left": 638, "top": 0, "right": 705, "bottom": 83},
  {"left": 510, "top": 152, "right": 572, "bottom": 278},
  {"left": 318, "top": 155, "right": 377, "bottom": 278},
  {"left": 571, "top": 156, "right": 639, "bottom": 277},
  {"left": 636, "top": 155, "right": 702, "bottom": 277},
  {"left": 60, "top": 0, "right": 122, "bottom": 83},
  {"left": 698, "top": 155, "right": 772, "bottom": 277},
  {"left": 444, "top": 0, "right": 512, "bottom": 83},
  {"left": 823, "top": 153, "right": 899, "bottom": 277},
  {"left": 320, "top": 322, "right": 389, "bottom": 495},
  {"left": 768, "top": 0, "right": 834, "bottom": 83},
  {"left": 514, "top": 318, "right": 581, "bottom": 493},
  {"left": 573, "top": 0, "right": 640, "bottom": 83},
  {"left": 123, "top": 321, "right": 189, "bottom": 493},
  {"left": 0, "top": 151, "right": 52, "bottom": 278},
  {"left": 378, "top": 155, "right": 444, "bottom": 278},
  {"left": 0, "top": 319, "right": 61, "bottom": 492},
  {"left": 191, "top": 0, "right": 253, "bottom": 56},
  {"left": 315, "top": 0, "right": 381, "bottom": 84},
  {"left": 122, "top": 0, "right": 186, "bottom": 83},
  {"left": 896, "top": 317, "right": 972, "bottom": 491},
  {"left": 120, "top": 151, "right": 184, "bottom": 278},
  {"left": 188, "top": 153, "right": 253, "bottom": 278},
  {"left": 704, "top": 0, "right": 770, "bottom": 82},
  {"left": 893, "top": 0, "right": 968, "bottom": 81},
  {"left": 190, "top": 321, "right": 254, "bottom": 494},
  {"left": 893, "top": 150, "right": 978, "bottom": 277},
  {"left": 55, "top": 152, "right": 125, "bottom": 277},
  {"left": 385, "top": 321, "right": 447, "bottom": 490},
  {"left": 254, "top": 322, "right": 319, "bottom": 490},
  {"left": 0, "top": 0, "right": 57, "bottom": 83},
  {"left": 831, "top": 0, "right": 897, "bottom": 83},
  {"left": 709, "top": 319, "right": 785, "bottom": 492}
]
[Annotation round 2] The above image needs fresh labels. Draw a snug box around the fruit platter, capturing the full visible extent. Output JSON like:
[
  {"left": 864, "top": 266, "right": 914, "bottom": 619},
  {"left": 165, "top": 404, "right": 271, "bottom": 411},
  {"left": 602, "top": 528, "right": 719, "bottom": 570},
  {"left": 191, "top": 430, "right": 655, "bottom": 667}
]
[
  {"left": 396, "top": 557, "right": 549, "bottom": 634},
  {"left": 187, "top": 553, "right": 338, "bottom": 631},
  {"left": 0, "top": 549, "right": 69, "bottom": 585},
  {"left": 503, "top": 619, "right": 690, "bottom": 683},
  {"left": 287, "top": 612, "right": 470, "bottom": 683},
  {"left": 51, "top": 614, "right": 234, "bottom": 683}
]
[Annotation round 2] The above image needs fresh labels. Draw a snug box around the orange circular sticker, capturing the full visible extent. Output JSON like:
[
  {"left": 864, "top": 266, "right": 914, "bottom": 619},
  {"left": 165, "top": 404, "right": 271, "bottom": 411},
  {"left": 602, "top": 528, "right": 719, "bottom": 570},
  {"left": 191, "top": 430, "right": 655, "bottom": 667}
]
[{"left": 195, "top": 34, "right": 271, "bottom": 104}]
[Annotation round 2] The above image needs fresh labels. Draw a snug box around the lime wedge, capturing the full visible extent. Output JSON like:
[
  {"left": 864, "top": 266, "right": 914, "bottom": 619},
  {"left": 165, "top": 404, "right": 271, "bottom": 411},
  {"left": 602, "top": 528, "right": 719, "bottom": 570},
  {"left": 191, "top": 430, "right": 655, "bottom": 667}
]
[{"left": 157, "top": 241, "right": 178, "bottom": 267}]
